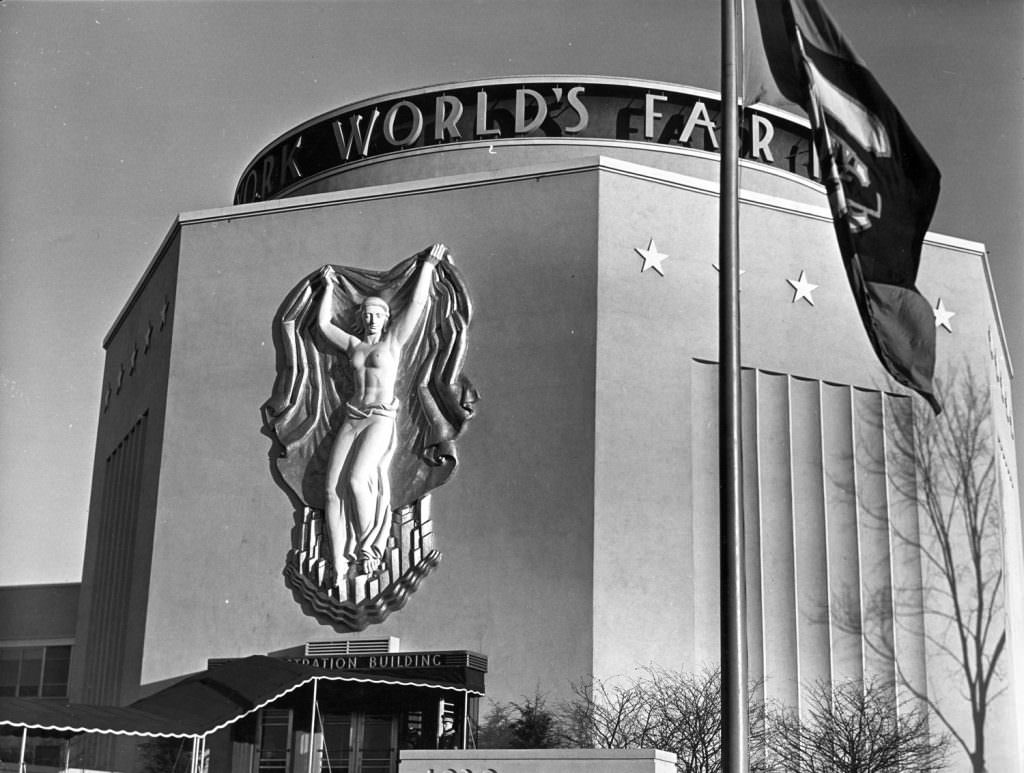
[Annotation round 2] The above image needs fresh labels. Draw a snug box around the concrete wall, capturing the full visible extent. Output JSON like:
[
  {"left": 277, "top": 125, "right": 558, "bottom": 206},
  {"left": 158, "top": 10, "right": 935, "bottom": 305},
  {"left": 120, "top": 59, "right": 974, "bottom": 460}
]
[{"left": 72, "top": 233, "right": 180, "bottom": 707}]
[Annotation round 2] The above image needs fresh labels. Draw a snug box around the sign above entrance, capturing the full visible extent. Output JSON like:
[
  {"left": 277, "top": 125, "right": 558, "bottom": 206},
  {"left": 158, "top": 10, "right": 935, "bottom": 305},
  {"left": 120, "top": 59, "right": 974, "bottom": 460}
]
[
  {"left": 285, "top": 650, "right": 488, "bottom": 675},
  {"left": 234, "top": 76, "right": 816, "bottom": 204}
]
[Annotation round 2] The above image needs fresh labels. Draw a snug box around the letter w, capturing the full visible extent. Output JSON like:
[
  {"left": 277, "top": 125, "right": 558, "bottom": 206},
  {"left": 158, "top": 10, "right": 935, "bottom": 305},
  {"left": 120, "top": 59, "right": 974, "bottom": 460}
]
[{"left": 332, "top": 110, "right": 380, "bottom": 160}]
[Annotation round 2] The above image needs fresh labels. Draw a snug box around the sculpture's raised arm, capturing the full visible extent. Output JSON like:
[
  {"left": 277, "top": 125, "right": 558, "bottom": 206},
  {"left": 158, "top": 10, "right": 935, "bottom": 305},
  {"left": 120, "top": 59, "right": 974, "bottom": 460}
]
[
  {"left": 315, "top": 266, "right": 359, "bottom": 353},
  {"left": 388, "top": 243, "right": 447, "bottom": 347}
]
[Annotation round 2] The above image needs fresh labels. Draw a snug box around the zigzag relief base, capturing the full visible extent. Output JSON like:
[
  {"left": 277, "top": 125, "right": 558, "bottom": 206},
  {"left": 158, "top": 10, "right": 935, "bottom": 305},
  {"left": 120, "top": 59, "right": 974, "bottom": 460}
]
[{"left": 284, "top": 498, "right": 441, "bottom": 631}]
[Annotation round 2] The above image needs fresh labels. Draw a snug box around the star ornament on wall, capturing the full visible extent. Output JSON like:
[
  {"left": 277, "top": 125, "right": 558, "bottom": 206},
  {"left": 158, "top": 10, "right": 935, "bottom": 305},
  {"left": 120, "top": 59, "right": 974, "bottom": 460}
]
[
  {"left": 933, "top": 298, "right": 955, "bottom": 332},
  {"left": 787, "top": 270, "right": 818, "bottom": 305},
  {"left": 634, "top": 239, "right": 669, "bottom": 276}
]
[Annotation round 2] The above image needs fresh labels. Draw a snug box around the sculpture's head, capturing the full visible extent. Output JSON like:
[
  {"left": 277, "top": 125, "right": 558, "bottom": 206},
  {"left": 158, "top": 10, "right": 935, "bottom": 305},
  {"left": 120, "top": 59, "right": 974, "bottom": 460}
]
[{"left": 360, "top": 296, "right": 390, "bottom": 337}]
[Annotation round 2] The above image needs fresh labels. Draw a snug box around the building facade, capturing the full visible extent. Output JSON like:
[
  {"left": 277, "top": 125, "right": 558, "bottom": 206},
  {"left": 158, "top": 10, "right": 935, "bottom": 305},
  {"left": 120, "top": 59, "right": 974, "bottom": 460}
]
[{"left": 66, "top": 77, "right": 1021, "bottom": 771}]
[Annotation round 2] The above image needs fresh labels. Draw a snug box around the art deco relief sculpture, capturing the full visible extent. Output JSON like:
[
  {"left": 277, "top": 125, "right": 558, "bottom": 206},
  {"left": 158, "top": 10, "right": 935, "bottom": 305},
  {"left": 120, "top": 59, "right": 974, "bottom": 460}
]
[{"left": 264, "top": 244, "right": 476, "bottom": 629}]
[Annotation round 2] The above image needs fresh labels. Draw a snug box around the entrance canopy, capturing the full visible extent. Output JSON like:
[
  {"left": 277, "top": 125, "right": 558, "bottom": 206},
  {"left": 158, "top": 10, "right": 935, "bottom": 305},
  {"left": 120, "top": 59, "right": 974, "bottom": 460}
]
[{"left": 0, "top": 655, "right": 482, "bottom": 739}]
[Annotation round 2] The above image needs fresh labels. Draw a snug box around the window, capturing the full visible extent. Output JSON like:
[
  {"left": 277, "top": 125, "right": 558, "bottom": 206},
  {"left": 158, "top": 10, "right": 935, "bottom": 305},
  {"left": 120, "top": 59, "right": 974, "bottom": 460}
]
[
  {"left": 17, "top": 648, "right": 43, "bottom": 698},
  {"left": 0, "top": 651, "right": 19, "bottom": 697},
  {"left": 40, "top": 647, "right": 71, "bottom": 698},
  {"left": 0, "top": 646, "right": 72, "bottom": 699}
]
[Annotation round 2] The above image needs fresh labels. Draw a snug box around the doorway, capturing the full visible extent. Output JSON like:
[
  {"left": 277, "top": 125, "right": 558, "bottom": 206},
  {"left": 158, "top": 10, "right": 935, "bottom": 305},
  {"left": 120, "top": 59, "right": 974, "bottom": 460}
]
[{"left": 248, "top": 682, "right": 475, "bottom": 773}]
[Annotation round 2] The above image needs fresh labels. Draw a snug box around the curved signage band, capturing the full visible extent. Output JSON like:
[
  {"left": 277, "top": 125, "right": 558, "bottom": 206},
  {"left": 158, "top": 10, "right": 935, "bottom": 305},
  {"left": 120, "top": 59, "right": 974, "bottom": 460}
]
[{"left": 235, "top": 76, "right": 817, "bottom": 205}]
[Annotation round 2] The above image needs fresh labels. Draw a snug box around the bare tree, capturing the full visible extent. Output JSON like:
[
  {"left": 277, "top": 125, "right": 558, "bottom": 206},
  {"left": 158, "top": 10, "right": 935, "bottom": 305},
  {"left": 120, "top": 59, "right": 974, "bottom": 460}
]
[
  {"left": 841, "top": 366, "right": 1007, "bottom": 773},
  {"left": 766, "top": 678, "right": 949, "bottom": 772},
  {"left": 560, "top": 666, "right": 766, "bottom": 773},
  {"left": 560, "top": 673, "right": 659, "bottom": 750}
]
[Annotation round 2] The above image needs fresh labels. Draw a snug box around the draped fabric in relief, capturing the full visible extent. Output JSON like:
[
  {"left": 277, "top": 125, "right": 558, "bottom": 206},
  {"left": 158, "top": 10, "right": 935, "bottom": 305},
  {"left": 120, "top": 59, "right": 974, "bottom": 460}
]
[{"left": 264, "top": 250, "right": 477, "bottom": 512}]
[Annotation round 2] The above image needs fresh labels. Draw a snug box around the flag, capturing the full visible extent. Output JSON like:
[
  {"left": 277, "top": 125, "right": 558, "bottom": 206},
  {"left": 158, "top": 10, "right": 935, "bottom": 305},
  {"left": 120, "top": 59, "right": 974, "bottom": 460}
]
[{"left": 753, "top": 0, "right": 943, "bottom": 413}]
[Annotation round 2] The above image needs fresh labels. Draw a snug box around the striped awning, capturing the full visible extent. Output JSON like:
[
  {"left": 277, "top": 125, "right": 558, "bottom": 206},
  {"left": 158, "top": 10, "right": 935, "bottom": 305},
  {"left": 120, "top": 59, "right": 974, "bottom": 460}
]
[{"left": 0, "top": 655, "right": 480, "bottom": 739}]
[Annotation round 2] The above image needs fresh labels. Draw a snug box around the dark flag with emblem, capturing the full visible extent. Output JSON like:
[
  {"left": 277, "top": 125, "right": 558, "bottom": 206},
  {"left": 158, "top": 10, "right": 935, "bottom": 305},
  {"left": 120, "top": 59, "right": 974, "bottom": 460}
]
[{"left": 754, "top": 0, "right": 942, "bottom": 412}]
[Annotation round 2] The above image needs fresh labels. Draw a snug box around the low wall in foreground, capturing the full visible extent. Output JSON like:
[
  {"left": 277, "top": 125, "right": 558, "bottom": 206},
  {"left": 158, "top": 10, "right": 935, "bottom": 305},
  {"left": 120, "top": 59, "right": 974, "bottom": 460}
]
[{"left": 399, "top": 748, "right": 678, "bottom": 773}]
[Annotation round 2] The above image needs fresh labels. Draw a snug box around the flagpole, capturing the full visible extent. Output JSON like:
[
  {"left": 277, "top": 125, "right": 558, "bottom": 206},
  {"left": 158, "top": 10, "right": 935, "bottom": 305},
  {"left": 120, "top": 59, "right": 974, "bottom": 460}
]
[{"left": 719, "top": 0, "right": 748, "bottom": 771}]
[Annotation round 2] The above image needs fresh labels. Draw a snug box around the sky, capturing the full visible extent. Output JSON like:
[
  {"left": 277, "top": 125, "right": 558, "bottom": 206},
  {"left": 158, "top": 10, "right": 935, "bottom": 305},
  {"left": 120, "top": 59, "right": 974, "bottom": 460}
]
[{"left": 0, "top": 0, "right": 1021, "bottom": 586}]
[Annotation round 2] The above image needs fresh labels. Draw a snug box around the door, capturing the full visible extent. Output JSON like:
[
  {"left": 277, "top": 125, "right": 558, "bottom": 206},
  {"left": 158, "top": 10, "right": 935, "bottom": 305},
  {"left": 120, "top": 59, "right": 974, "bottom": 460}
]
[
  {"left": 318, "top": 713, "right": 395, "bottom": 773},
  {"left": 319, "top": 713, "right": 352, "bottom": 773},
  {"left": 353, "top": 715, "right": 394, "bottom": 773},
  {"left": 256, "top": 709, "right": 293, "bottom": 773}
]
